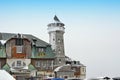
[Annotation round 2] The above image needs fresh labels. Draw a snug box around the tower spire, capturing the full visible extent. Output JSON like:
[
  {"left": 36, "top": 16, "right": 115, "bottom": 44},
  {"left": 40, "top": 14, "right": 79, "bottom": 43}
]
[{"left": 54, "top": 15, "right": 60, "bottom": 22}]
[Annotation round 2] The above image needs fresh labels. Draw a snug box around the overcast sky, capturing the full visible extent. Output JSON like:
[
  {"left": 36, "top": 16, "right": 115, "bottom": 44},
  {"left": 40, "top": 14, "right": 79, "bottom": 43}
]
[{"left": 0, "top": 0, "right": 120, "bottom": 78}]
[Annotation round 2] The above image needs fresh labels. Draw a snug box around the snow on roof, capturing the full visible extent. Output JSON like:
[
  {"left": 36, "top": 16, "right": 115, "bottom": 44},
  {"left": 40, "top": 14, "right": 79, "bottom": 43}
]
[
  {"left": 0, "top": 40, "right": 7, "bottom": 45},
  {"left": 54, "top": 64, "right": 71, "bottom": 72},
  {"left": 54, "top": 65, "right": 63, "bottom": 72},
  {"left": 0, "top": 70, "right": 16, "bottom": 80},
  {"left": 22, "top": 66, "right": 28, "bottom": 69}
]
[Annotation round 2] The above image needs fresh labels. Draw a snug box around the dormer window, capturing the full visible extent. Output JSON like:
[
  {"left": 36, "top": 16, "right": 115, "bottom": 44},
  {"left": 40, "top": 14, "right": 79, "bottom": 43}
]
[
  {"left": 16, "top": 38, "right": 23, "bottom": 46},
  {"left": 38, "top": 48, "right": 45, "bottom": 52}
]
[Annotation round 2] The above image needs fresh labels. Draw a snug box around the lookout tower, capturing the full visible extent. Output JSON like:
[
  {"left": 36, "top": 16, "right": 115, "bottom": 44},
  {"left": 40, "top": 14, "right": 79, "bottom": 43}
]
[{"left": 47, "top": 15, "right": 65, "bottom": 66}]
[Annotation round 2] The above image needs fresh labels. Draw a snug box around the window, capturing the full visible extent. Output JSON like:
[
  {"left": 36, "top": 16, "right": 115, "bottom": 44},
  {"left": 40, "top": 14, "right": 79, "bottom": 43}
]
[
  {"left": 59, "top": 59, "right": 61, "bottom": 63},
  {"left": 17, "top": 61, "right": 21, "bottom": 66},
  {"left": 42, "top": 61, "right": 46, "bottom": 68},
  {"left": 12, "top": 61, "right": 26, "bottom": 68},
  {"left": 58, "top": 49, "right": 61, "bottom": 53},
  {"left": 47, "top": 61, "right": 51, "bottom": 67},
  {"left": 16, "top": 46, "right": 23, "bottom": 53},
  {"left": 82, "top": 68, "right": 86, "bottom": 72},
  {"left": 37, "top": 48, "right": 45, "bottom": 52},
  {"left": 37, "top": 48, "right": 46, "bottom": 56},
  {"left": 58, "top": 38, "right": 61, "bottom": 42},
  {"left": 35, "top": 61, "right": 41, "bottom": 67},
  {"left": 16, "top": 38, "right": 23, "bottom": 46}
]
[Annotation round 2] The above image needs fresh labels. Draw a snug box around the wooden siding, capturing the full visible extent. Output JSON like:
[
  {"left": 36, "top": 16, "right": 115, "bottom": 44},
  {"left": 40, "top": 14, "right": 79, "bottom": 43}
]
[
  {"left": 12, "top": 46, "right": 26, "bottom": 58},
  {"left": 6, "top": 38, "right": 31, "bottom": 59}
]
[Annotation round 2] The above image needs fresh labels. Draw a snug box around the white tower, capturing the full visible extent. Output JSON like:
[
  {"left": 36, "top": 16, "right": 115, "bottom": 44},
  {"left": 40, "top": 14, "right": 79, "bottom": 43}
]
[{"left": 47, "top": 15, "right": 65, "bottom": 66}]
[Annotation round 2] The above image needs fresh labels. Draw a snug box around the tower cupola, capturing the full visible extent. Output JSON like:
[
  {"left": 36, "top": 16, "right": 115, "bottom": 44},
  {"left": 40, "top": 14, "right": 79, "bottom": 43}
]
[{"left": 47, "top": 15, "right": 65, "bottom": 33}]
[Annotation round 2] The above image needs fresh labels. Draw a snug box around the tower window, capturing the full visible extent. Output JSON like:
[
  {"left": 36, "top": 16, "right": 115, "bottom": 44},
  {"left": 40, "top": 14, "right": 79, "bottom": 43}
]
[
  {"left": 58, "top": 39, "right": 60, "bottom": 42},
  {"left": 61, "top": 39, "right": 63, "bottom": 43},
  {"left": 58, "top": 49, "right": 61, "bottom": 53},
  {"left": 53, "top": 38, "right": 55, "bottom": 41},
  {"left": 59, "top": 59, "right": 61, "bottom": 63}
]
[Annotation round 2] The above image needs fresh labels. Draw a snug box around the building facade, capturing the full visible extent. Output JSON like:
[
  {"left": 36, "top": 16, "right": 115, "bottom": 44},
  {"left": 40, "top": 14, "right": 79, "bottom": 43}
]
[{"left": 0, "top": 16, "right": 86, "bottom": 80}]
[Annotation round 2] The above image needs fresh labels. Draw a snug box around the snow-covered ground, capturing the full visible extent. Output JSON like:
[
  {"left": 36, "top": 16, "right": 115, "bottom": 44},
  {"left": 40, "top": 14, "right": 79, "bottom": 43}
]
[{"left": 0, "top": 70, "right": 16, "bottom": 80}]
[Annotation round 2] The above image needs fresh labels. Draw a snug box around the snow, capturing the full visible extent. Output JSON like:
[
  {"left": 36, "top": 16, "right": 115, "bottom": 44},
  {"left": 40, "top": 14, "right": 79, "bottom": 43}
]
[
  {"left": 0, "top": 40, "right": 7, "bottom": 45},
  {"left": 0, "top": 70, "right": 16, "bottom": 80},
  {"left": 54, "top": 64, "right": 70, "bottom": 72},
  {"left": 23, "top": 66, "right": 28, "bottom": 69},
  {"left": 54, "top": 66, "right": 63, "bottom": 72}
]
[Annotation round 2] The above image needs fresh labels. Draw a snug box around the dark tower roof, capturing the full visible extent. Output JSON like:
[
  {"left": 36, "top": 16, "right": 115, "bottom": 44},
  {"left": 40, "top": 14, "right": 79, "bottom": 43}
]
[
  {"left": 54, "top": 15, "right": 60, "bottom": 22},
  {"left": 47, "top": 15, "right": 65, "bottom": 27}
]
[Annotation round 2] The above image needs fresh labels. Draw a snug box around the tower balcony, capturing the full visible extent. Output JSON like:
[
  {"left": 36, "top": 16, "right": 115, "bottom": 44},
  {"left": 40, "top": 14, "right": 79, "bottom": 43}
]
[{"left": 47, "top": 26, "right": 65, "bottom": 33}]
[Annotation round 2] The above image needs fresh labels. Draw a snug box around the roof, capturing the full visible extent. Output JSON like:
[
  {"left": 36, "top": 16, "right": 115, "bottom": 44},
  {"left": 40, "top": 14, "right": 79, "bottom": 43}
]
[
  {"left": 28, "top": 64, "right": 37, "bottom": 71},
  {"left": 0, "top": 70, "right": 16, "bottom": 80},
  {"left": 0, "top": 32, "right": 55, "bottom": 59},
  {"left": 54, "top": 15, "right": 61, "bottom": 22},
  {"left": 31, "top": 44, "right": 55, "bottom": 59},
  {"left": 47, "top": 15, "right": 65, "bottom": 27},
  {"left": 2, "top": 64, "right": 10, "bottom": 71},
  {"left": 54, "top": 64, "right": 74, "bottom": 72},
  {"left": 0, "top": 32, "right": 50, "bottom": 47},
  {"left": 112, "top": 77, "right": 120, "bottom": 79},
  {"left": 0, "top": 46, "right": 6, "bottom": 58}
]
